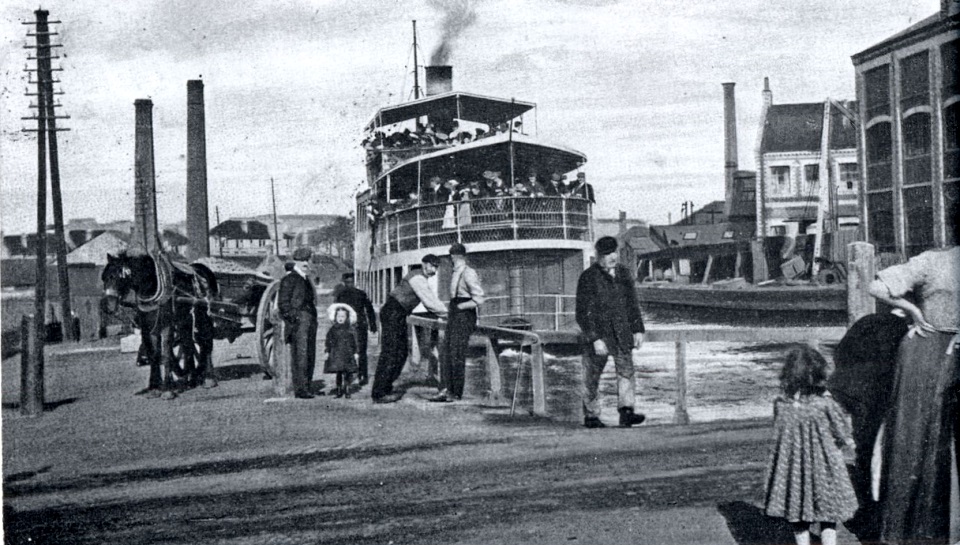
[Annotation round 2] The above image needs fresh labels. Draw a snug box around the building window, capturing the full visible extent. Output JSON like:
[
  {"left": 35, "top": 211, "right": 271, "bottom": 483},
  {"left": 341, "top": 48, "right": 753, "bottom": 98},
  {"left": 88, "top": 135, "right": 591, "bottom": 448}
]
[
  {"left": 903, "top": 113, "right": 932, "bottom": 185},
  {"left": 682, "top": 232, "right": 698, "bottom": 240},
  {"left": 903, "top": 185, "right": 934, "bottom": 257},
  {"left": 867, "top": 192, "right": 895, "bottom": 254},
  {"left": 770, "top": 166, "right": 791, "bottom": 196},
  {"left": 772, "top": 225, "right": 787, "bottom": 236},
  {"left": 942, "top": 40, "right": 959, "bottom": 99},
  {"left": 900, "top": 51, "right": 929, "bottom": 111},
  {"left": 838, "top": 163, "right": 859, "bottom": 192},
  {"left": 722, "top": 230, "right": 735, "bottom": 239},
  {"left": 804, "top": 164, "right": 820, "bottom": 194},
  {"left": 945, "top": 102, "right": 960, "bottom": 181},
  {"left": 866, "top": 122, "right": 893, "bottom": 190},
  {"left": 864, "top": 64, "right": 891, "bottom": 119},
  {"left": 945, "top": 181, "right": 958, "bottom": 246}
]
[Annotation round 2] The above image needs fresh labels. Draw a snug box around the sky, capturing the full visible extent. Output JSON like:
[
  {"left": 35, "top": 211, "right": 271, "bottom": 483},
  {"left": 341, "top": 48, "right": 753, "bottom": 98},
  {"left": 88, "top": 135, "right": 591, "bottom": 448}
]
[{"left": 0, "top": 0, "right": 941, "bottom": 235}]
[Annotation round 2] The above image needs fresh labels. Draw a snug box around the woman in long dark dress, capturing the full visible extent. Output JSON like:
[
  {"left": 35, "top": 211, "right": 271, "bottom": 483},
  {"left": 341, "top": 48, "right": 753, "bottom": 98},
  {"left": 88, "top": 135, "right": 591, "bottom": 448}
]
[{"left": 868, "top": 245, "right": 959, "bottom": 544}]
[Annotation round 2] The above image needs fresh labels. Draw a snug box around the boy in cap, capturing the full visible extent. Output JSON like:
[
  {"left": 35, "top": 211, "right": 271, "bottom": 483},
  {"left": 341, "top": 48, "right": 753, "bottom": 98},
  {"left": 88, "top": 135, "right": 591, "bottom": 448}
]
[
  {"left": 430, "top": 243, "right": 485, "bottom": 402},
  {"left": 575, "top": 236, "right": 647, "bottom": 428},
  {"left": 334, "top": 272, "right": 378, "bottom": 386},
  {"left": 372, "top": 254, "right": 448, "bottom": 403},
  {"left": 278, "top": 247, "right": 319, "bottom": 399}
]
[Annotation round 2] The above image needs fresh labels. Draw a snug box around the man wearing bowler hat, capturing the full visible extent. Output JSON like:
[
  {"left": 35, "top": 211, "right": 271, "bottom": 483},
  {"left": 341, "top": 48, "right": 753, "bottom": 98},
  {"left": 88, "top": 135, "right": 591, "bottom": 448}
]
[
  {"left": 430, "top": 243, "right": 485, "bottom": 403},
  {"left": 371, "top": 254, "right": 448, "bottom": 403},
  {"left": 575, "top": 236, "right": 647, "bottom": 428},
  {"left": 278, "top": 247, "right": 318, "bottom": 399},
  {"left": 334, "top": 272, "right": 378, "bottom": 386}
]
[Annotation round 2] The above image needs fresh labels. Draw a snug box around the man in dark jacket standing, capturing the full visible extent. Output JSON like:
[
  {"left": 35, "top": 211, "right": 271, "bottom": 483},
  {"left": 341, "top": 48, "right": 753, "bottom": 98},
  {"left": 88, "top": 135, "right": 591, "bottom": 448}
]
[
  {"left": 278, "top": 247, "right": 318, "bottom": 399},
  {"left": 575, "top": 236, "right": 646, "bottom": 428},
  {"left": 335, "top": 272, "right": 378, "bottom": 386}
]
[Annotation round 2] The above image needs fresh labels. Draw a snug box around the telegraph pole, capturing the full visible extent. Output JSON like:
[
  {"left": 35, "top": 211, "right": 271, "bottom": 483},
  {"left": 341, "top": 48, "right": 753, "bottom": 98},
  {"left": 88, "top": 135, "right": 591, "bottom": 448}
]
[{"left": 270, "top": 178, "right": 280, "bottom": 256}]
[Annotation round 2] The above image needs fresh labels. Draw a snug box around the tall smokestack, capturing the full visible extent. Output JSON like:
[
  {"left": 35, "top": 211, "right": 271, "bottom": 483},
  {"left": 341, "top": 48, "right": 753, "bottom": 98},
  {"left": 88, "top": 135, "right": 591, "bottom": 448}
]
[
  {"left": 132, "top": 99, "right": 159, "bottom": 254},
  {"left": 186, "top": 80, "right": 210, "bottom": 260},
  {"left": 722, "top": 83, "right": 738, "bottom": 218},
  {"left": 425, "top": 66, "right": 453, "bottom": 96}
]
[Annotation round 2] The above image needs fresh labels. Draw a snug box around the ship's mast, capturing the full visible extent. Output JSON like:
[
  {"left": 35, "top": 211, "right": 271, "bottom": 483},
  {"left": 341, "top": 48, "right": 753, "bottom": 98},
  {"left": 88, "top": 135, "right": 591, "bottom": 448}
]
[{"left": 412, "top": 20, "right": 421, "bottom": 100}]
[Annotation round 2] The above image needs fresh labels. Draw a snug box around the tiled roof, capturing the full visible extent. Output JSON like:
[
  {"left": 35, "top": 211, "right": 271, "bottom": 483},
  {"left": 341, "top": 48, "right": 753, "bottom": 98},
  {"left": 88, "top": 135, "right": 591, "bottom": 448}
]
[
  {"left": 67, "top": 231, "right": 130, "bottom": 265},
  {"left": 209, "top": 220, "right": 272, "bottom": 240},
  {"left": 761, "top": 102, "right": 857, "bottom": 154}
]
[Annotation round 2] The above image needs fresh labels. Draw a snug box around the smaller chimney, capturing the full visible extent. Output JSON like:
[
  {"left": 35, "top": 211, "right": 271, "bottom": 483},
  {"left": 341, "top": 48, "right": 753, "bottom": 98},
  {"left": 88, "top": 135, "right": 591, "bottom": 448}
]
[
  {"left": 425, "top": 66, "right": 453, "bottom": 96},
  {"left": 762, "top": 77, "right": 773, "bottom": 108}
]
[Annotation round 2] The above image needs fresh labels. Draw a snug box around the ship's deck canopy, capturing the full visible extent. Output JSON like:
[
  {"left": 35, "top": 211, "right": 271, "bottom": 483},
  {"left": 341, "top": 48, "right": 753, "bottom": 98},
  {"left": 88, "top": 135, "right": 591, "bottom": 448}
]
[
  {"left": 374, "top": 133, "right": 586, "bottom": 189},
  {"left": 365, "top": 92, "right": 535, "bottom": 132}
]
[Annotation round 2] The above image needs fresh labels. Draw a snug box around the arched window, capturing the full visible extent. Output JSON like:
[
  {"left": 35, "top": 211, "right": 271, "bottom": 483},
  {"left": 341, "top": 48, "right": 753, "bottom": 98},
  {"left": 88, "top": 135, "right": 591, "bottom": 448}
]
[{"left": 902, "top": 112, "right": 932, "bottom": 185}]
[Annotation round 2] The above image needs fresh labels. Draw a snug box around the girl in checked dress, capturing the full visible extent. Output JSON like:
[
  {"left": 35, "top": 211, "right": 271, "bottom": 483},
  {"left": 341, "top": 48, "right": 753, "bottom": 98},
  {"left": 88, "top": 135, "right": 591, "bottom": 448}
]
[{"left": 764, "top": 345, "right": 858, "bottom": 545}]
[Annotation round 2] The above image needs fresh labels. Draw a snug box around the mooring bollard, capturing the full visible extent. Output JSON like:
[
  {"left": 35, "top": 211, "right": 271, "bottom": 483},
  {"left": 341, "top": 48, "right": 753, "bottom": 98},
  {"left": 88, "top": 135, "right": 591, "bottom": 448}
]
[
  {"left": 674, "top": 340, "right": 690, "bottom": 425},
  {"left": 846, "top": 241, "right": 877, "bottom": 325},
  {"left": 20, "top": 314, "right": 44, "bottom": 416}
]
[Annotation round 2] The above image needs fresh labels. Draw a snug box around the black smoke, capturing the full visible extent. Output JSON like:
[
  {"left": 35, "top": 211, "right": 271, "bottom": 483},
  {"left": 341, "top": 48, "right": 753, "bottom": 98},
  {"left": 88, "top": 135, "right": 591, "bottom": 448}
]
[{"left": 428, "top": 0, "right": 478, "bottom": 65}]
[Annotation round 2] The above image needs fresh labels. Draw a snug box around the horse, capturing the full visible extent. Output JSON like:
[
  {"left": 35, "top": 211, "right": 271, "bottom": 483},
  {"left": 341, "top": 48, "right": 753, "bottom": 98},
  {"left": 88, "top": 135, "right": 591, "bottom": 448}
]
[{"left": 100, "top": 251, "right": 217, "bottom": 399}]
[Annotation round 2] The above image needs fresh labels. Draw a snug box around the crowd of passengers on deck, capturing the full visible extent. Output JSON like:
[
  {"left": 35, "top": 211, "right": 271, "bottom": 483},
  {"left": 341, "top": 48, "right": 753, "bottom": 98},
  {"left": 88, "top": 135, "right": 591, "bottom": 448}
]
[
  {"left": 365, "top": 169, "right": 593, "bottom": 224},
  {"left": 361, "top": 119, "right": 523, "bottom": 151}
]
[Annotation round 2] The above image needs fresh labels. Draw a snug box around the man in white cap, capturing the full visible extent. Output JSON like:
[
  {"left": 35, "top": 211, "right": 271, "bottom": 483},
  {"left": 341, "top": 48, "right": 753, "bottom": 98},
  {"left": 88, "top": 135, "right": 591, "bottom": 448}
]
[{"left": 575, "top": 236, "right": 646, "bottom": 428}]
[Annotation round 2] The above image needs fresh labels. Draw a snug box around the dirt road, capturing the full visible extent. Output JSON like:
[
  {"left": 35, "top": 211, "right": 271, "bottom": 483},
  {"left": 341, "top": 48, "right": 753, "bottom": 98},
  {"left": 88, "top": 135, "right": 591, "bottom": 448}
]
[{"left": 2, "top": 337, "right": 865, "bottom": 544}]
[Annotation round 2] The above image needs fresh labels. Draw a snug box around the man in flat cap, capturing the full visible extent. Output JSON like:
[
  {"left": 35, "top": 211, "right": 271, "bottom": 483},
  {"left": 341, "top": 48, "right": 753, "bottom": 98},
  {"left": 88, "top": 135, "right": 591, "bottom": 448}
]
[
  {"left": 372, "top": 254, "right": 448, "bottom": 403},
  {"left": 278, "top": 247, "right": 318, "bottom": 399},
  {"left": 334, "top": 272, "right": 378, "bottom": 386},
  {"left": 430, "top": 243, "right": 485, "bottom": 403},
  {"left": 575, "top": 236, "right": 647, "bottom": 428}
]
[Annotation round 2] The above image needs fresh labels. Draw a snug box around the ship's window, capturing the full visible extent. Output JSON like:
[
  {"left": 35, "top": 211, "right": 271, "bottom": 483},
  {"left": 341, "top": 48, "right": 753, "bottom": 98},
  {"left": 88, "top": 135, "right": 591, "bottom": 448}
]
[
  {"left": 682, "top": 232, "right": 698, "bottom": 240},
  {"left": 722, "top": 230, "right": 735, "bottom": 239}
]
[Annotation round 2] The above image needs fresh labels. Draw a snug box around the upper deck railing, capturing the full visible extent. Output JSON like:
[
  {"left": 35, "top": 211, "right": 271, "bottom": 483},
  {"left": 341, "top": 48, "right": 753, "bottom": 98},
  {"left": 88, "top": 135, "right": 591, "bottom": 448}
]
[{"left": 372, "top": 196, "right": 593, "bottom": 254}]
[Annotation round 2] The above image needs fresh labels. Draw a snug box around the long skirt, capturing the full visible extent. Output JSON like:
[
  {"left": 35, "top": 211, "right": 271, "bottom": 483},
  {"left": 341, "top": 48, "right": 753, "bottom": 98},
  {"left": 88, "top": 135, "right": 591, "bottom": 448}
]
[{"left": 879, "top": 331, "right": 959, "bottom": 544}]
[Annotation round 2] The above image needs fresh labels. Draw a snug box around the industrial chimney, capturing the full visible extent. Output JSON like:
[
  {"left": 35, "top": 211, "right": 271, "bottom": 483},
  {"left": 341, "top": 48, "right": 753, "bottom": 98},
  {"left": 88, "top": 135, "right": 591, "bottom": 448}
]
[
  {"left": 722, "top": 83, "right": 738, "bottom": 218},
  {"left": 425, "top": 66, "right": 453, "bottom": 96},
  {"left": 186, "top": 80, "right": 210, "bottom": 260},
  {"left": 132, "top": 99, "right": 159, "bottom": 254}
]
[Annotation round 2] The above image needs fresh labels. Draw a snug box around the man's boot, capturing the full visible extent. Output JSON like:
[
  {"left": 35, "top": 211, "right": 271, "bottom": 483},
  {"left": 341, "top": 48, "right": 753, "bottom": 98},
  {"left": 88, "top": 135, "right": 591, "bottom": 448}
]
[
  {"left": 583, "top": 416, "right": 606, "bottom": 429},
  {"left": 618, "top": 407, "right": 646, "bottom": 428}
]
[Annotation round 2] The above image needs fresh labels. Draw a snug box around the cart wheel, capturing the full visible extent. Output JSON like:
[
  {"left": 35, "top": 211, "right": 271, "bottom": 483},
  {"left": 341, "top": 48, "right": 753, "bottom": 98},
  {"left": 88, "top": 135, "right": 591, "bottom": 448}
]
[{"left": 255, "top": 280, "right": 282, "bottom": 377}]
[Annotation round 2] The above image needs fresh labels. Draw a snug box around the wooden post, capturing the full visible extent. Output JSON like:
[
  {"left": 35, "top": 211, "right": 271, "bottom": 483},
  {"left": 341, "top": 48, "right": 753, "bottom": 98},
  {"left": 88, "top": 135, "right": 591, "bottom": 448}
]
[
  {"left": 20, "top": 315, "right": 44, "bottom": 416},
  {"left": 846, "top": 241, "right": 876, "bottom": 325},
  {"left": 409, "top": 321, "right": 422, "bottom": 373},
  {"left": 751, "top": 239, "right": 769, "bottom": 283},
  {"left": 272, "top": 321, "right": 293, "bottom": 397},
  {"left": 530, "top": 342, "right": 546, "bottom": 416},
  {"left": 484, "top": 337, "right": 504, "bottom": 405},
  {"left": 701, "top": 255, "right": 714, "bottom": 285},
  {"left": 674, "top": 341, "right": 690, "bottom": 424}
]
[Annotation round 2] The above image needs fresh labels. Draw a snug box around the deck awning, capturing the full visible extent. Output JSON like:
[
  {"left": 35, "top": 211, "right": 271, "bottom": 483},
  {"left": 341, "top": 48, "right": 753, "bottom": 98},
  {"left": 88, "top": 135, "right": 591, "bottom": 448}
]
[
  {"left": 375, "top": 133, "right": 586, "bottom": 186},
  {"left": 365, "top": 92, "right": 535, "bottom": 132}
]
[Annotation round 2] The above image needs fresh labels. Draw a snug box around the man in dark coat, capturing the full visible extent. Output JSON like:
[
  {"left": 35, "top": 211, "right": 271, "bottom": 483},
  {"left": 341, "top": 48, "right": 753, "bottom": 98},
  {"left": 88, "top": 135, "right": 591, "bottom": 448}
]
[
  {"left": 575, "top": 236, "right": 647, "bottom": 428},
  {"left": 334, "top": 272, "right": 378, "bottom": 386},
  {"left": 278, "top": 247, "right": 318, "bottom": 399}
]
